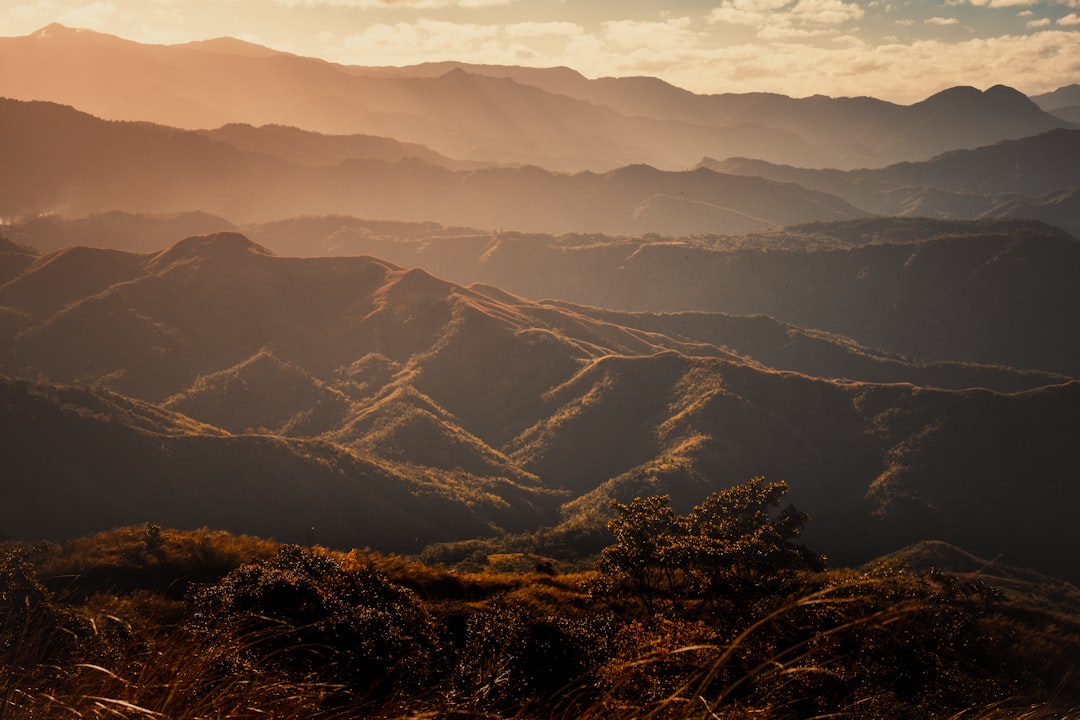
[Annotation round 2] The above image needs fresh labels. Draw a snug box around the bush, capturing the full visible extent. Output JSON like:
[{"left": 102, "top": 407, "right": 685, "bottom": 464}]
[
  {"left": 190, "top": 544, "right": 437, "bottom": 696},
  {"left": 0, "top": 546, "right": 90, "bottom": 711},
  {"left": 452, "top": 598, "right": 618, "bottom": 710}
]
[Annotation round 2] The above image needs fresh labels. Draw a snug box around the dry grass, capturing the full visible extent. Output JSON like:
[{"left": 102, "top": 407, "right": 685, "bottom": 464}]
[{"left": 3, "top": 529, "right": 1078, "bottom": 720}]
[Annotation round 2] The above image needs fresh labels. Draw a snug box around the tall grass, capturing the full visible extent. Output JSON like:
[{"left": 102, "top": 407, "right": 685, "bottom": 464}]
[{"left": 3, "top": 531, "right": 1078, "bottom": 720}]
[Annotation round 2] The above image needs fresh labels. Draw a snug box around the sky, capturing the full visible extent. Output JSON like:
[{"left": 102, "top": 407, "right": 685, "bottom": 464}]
[{"left": 1, "top": 0, "right": 1078, "bottom": 102}]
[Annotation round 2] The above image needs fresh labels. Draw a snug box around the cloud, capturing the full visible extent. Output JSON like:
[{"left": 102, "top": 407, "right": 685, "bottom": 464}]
[
  {"left": 964, "top": 0, "right": 1040, "bottom": 7},
  {"left": 709, "top": 0, "right": 864, "bottom": 38},
  {"left": 342, "top": 19, "right": 501, "bottom": 62},
  {"left": 504, "top": 21, "right": 581, "bottom": 39},
  {"left": 1059, "top": 12, "right": 1080, "bottom": 23},
  {"left": 787, "top": 0, "right": 865, "bottom": 24},
  {"left": 58, "top": 1, "right": 120, "bottom": 30},
  {"left": 1026, "top": 17, "right": 1051, "bottom": 26},
  {"left": 926, "top": 17, "right": 960, "bottom": 25},
  {"left": 276, "top": 0, "right": 513, "bottom": 8}
]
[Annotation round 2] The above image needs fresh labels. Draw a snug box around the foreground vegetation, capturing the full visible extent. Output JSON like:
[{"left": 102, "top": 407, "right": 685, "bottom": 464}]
[{"left": 2, "top": 480, "right": 1078, "bottom": 719}]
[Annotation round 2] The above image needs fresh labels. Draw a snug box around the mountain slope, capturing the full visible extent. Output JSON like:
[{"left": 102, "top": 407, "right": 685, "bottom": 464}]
[{"left": 0, "top": 375, "right": 554, "bottom": 550}]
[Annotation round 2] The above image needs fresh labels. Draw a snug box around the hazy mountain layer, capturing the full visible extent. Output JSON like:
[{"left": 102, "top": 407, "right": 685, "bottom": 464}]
[
  {"left": 1, "top": 25, "right": 1074, "bottom": 172},
  {"left": 703, "top": 129, "right": 1080, "bottom": 235},
  {"left": 2, "top": 232, "right": 1079, "bottom": 580},
  {"left": 0, "top": 97, "right": 864, "bottom": 234}
]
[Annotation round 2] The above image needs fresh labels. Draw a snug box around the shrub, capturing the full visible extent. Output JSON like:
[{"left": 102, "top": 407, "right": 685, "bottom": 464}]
[{"left": 190, "top": 544, "right": 437, "bottom": 697}]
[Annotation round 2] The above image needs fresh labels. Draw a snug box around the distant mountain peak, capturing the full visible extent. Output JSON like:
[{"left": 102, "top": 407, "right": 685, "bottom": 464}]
[
  {"left": 28, "top": 23, "right": 124, "bottom": 43},
  {"left": 178, "top": 36, "right": 287, "bottom": 59},
  {"left": 31, "top": 23, "right": 78, "bottom": 39},
  {"left": 149, "top": 232, "right": 274, "bottom": 270}
]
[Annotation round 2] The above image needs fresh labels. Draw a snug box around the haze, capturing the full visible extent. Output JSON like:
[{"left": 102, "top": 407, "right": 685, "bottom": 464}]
[{"left": 2, "top": 0, "right": 1080, "bottom": 102}]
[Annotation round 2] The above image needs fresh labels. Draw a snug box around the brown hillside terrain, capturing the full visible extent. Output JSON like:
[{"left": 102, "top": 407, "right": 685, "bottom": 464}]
[{"left": 2, "top": 233, "right": 1079, "bottom": 580}]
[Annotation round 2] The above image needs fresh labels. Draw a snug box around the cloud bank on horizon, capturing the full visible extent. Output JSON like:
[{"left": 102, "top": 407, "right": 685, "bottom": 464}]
[{"left": 1, "top": 0, "right": 1078, "bottom": 102}]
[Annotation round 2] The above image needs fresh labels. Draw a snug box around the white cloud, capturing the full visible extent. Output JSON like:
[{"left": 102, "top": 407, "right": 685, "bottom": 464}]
[
  {"left": 965, "top": 0, "right": 1040, "bottom": 7},
  {"left": 926, "top": 16, "right": 960, "bottom": 25},
  {"left": 601, "top": 18, "right": 696, "bottom": 50},
  {"left": 1059, "top": 11, "right": 1080, "bottom": 23},
  {"left": 1026, "top": 17, "right": 1051, "bottom": 26},
  {"left": 787, "top": 0, "right": 864, "bottom": 24},
  {"left": 276, "top": 0, "right": 513, "bottom": 8},
  {"left": 710, "top": 0, "right": 864, "bottom": 38},
  {"left": 342, "top": 19, "right": 500, "bottom": 62},
  {"left": 58, "top": 1, "right": 119, "bottom": 30},
  {"left": 504, "top": 21, "right": 581, "bottom": 39}
]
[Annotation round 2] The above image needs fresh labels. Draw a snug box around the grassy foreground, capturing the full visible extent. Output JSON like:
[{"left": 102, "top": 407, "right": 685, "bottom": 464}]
[{"left": 2, "top": 522, "right": 1078, "bottom": 720}]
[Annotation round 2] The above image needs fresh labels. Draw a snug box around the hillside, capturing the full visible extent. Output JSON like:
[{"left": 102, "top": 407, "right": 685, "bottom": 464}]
[
  {"left": 1, "top": 25, "right": 1073, "bottom": 172},
  {"left": 0, "top": 376, "right": 554, "bottom": 550},
  {"left": 2, "top": 232, "right": 1079, "bottom": 581}
]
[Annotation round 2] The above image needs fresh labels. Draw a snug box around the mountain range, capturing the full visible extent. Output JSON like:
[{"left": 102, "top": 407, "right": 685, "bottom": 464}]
[
  {"left": 703, "top": 129, "right": 1080, "bottom": 235},
  {"left": 2, "top": 231, "right": 1078, "bottom": 581},
  {"left": 0, "top": 96, "right": 866, "bottom": 234},
  {"left": 2, "top": 22, "right": 1078, "bottom": 586},
  {"left": 2, "top": 94, "right": 1077, "bottom": 238},
  {"left": 1, "top": 24, "right": 1075, "bottom": 172}
]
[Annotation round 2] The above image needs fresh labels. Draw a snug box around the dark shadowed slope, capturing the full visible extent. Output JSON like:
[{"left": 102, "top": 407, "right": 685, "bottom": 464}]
[
  {"left": 0, "top": 376, "right": 555, "bottom": 550},
  {"left": 0, "top": 235, "right": 38, "bottom": 284},
  {"left": 536, "top": 353, "right": 1080, "bottom": 578}
]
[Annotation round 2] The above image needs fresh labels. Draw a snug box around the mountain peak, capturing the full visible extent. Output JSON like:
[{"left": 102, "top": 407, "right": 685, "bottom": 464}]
[
  {"left": 149, "top": 232, "right": 274, "bottom": 270},
  {"left": 177, "top": 36, "right": 285, "bottom": 59},
  {"left": 30, "top": 23, "right": 78, "bottom": 39}
]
